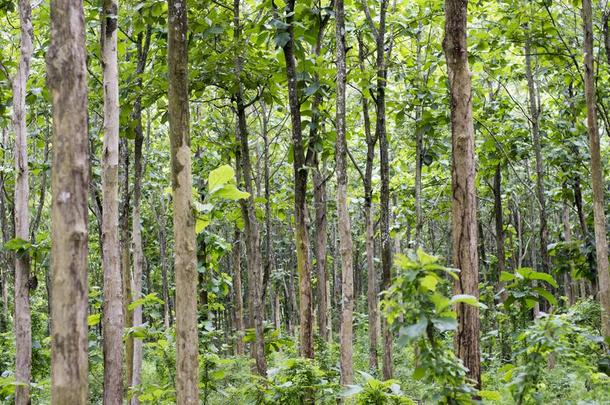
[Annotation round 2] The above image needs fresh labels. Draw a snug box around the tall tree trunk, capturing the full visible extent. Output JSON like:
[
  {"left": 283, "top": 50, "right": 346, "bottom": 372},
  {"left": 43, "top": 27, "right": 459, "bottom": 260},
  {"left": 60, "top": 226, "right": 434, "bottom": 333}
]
[
  {"left": 12, "top": 0, "right": 33, "bottom": 401},
  {"left": 562, "top": 199, "right": 575, "bottom": 305},
  {"left": 155, "top": 196, "right": 171, "bottom": 328},
  {"left": 47, "top": 0, "right": 90, "bottom": 399},
  {"left": 582, "top": 0, "right": 610, "bottom": 337},
  {"left": 101, "top": 0, "right": 124, "bottom": 402},
  {"left": 234, "top": 1, "right": 266, "bottom": 373},
  {"left": 168, "top": 0, "right": 200, "bottom": 400},
  {"left": 233, "top": 0, "right": 266, "bottom": 375},
  {"left": 493, "top": 164, "right": 506, "bottom": 296},
  {"left": 120, "top": 140, "right": 134, "bottom": 387},
  {"left": 357, "top": 34, "right": 379, "bottom": 373},
  {"left": 281, "top": 0, "right": 314, "bottom": 359},
  {"left": 443, "top": 0, "right": 481, "bottom": 388},
  {"left": 335, "top": 0, "right": 354, "bottom": 384},
  {"left": 233, "top": 230, "right": 245, "bottom": 355},
  {"left": 525, "top": 31, "right": 550, "bottom": 278},
  {"left": 129, "top": 28, "right": 151, "bottom": 403},
  {"left": 313, "top": 167, "right": 329, "bottom": 342}
]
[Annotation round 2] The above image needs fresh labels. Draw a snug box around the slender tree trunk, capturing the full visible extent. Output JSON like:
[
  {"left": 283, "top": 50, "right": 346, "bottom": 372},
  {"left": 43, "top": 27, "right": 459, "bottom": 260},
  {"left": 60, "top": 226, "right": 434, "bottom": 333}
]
[
  {"left": 335, "top": 0, "right": 354, "bottom": 384},
  {"left": 313, "top": 167, "right": 329, "bottom": 342},
  {"left": 101, "top": 0, "right": 124, "bottom": 401},
  {"left": 493, "top": 164, "right": 506, "bottom": 298},
  {"left": 443, "top": 0, "right": 481, "bottom": 388},
  {"left": 167, "top": 0, "right": 200, "bottom": 400},
  {"left": 562, "top": 200, "right": 575, "bottom": 305},
  {"left": 155, "top": 196, "right": 171, "bottom": 328},
  {"left": 281, "top": 0, "right": 314, "bottom": 359},
  {"left": 582, "top": 0, "right": 610, "bottom": 337},
  {"left": 129, "top": 28, "right": 150, "bottom": 402},
  {"left": 12, "top": 0, "right": 33, "bottom": 401},
  {"left": 525, "top": 32, "right": 550, "bottom": 278},
  {"left": 357, "top": 34, "right": 379, "bottom": 373},
  {"left": 233, "top": 230, "right": 245, "bottom": 355},
  {"left": 47, "top": 0, "right": 90, "bottom": 399},
  {"left": 120, "top": 140, "right": 134, "bottom": 388},
  {"left": 233, "top": 0, "right": 266, "bottom": 375}
]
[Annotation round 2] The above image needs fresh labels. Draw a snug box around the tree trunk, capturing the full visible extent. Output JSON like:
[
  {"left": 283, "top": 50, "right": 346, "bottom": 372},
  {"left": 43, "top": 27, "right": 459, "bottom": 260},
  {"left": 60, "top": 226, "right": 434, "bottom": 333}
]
[
  {"left": 233, "top": 230, "right": 245, "bottom": 355},
  {"left": 281, "top": 0, "right": 314, "bottom": 359},
  {"left": 313, "top": 167, "right": 329, "bottom": 342},
  {"left": 233, "top": 0, "right": 266, "bottom": 375},
  {"left": 493, "top": 164, "right": 506, "bottom": 297},
  {"left": 47, "top": 0, "right": 90, "bottom": 399},
  {"left": 335, "top": 0, "right": 354, "bottom": 384},
  {"left": 233, "top": 0, "right": 266, "bottom": 373},
  {"left": 525, "top": 32, "right": 550, "bottom": 278},
  {"left": 101, "top": 0, "right": 124, "bottom": 402},
  {"left": 129, "top": 28, "right": 151, "bottom": 403},
  {"left": 562, "top": 200, "right": 575, "bottom": 305},
  {"left": 168, "top": 0, "right": 200, "bottom": 400},
  {"left": 120, "top": 139, "right": 134, "bottom": 388},
  {"left": 443, "top": 0, "right": 481, "bottom": 388},
  {"left": 357, "top": 34, "right": 379, "bottom": 373},
  {"left": 155, "top": 196, "right": 171, "bottom": 328},
  {"left": 582, "top": 0, "right": 610, "bottom": 337},
  {"left": 12, "top": 0, "right": 33, "bottom": 401}
]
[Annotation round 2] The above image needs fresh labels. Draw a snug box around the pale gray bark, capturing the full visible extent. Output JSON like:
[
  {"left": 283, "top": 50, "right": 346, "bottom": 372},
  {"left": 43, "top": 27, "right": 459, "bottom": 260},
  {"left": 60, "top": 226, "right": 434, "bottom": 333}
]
[
  {"left": 47, "top": 0, "right": 90, "bottom": 399},
  {"left": 101, "top": 0, "right": 124, "bottom": 402},
  {"left": 335, "top": 0, "right": 354, "bottom": 385},
  {"left": 12, "top": 0, "right": 33, "bottom": 402}
]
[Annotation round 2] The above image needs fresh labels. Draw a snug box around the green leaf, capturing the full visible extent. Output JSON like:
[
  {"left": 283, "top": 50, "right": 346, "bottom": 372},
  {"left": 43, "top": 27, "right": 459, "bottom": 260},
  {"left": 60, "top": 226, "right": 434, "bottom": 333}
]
[
  {"left": 432, "top": 316, "right": 458, "bottom": 332},
  {"left": 4, "top": 238, "right": 31, "bottom": 252},
  {"left": 412, "top": 367, "right": 426, "bottom": 380},
  {"left": 341, "top": 384, "right": 363, "bottom": 397},
  {"left": 398, "top": 318, "right": 428, "bottom": 344},
  {"left": 479, "top": 390, "right": 501, "bottom": 401},
  {"left": 499, "top": 271, "right": 515, "bottom": 282},
  {"left": 517, "top": 267, "right": 558, "bottom": 288},
  {"left": 419, "top": 274, "right": 439, "bottom": 291},
  {"left": 208, "top": 165, "right": 235, "bottom": 194},
  {"left": 416, "top": 248, "right": 437, "bottom": 265},
  {"left": 196, "top": 216, "right": 210, "bottom": 234},
  {"left": 128, "top": 293, "right": 164, "bottom": 311},
  {"left": 87, "top": 313, "right": 101, "bottom": 326},
  {"left": 533, "top": 287, "right": 558, "bottom": 306},
  {"left": 215, "top": 184, "right": 250, "bottom": 200},
  {"left": 450, "top": 294, "right": 478, "bottom": 306}
]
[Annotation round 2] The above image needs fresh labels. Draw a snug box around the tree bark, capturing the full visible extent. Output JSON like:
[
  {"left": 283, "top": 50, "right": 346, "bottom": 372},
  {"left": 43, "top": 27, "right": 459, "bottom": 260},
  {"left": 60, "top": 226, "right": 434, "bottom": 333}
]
[
  {"left": 281, "top": 0, "right": 314, "bottom": 359},
  {"left": 155, "top": 196, "right": 171, "bottom": 328},
  {"left": 12, "top": 0, "right": 33, "bottom": 401},
  {"left": 582, "top": 0, "right": 610, "bottom": 337},
  {"left": 493, "top": 164, "right": 506, "bottom": 296},
  {"left": 233, "top": 230, "right": 245, "bottom": 355},
  {"left": 129, "top": 27, "right": 151, "bottom": 403},
  {"left": 101, "top": 0, "right": 124, "bottom": 402},
  {"left": 335, "top": 0, "right": 354, "bottom": 385},
  {"left": 168, "top": 0, "right": 200, "bottom": 400},
  {"left": 443, "top": 0, "right": 481, "bottom": 388},
  {"left": 120, "top": 139, "right": 134, "bottom": 388},
  {"left": 233, "top": 0, "right": 266, "bottom": 375},
  {"left": 313, "top": 167, "right": 329, "bottom": 342},
  {"left": 525, "top": 32, "right": 550, "bottom": 278},
  {"left": 47, "top": 0, "right": 90, "bottom": 399},
  {"left": 357, "top": 34, "right": 379, "bottom": 373}
]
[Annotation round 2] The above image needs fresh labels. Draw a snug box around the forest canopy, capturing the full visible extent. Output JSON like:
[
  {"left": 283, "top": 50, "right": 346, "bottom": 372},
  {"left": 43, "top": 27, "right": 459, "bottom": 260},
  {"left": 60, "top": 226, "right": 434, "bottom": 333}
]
[{"left": 1, "top": 0, "right": 610, "bottom": 403}]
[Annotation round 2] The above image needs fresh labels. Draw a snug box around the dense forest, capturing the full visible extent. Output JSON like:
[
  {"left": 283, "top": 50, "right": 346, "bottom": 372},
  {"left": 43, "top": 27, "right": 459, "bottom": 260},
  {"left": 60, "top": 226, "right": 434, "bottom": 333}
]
[{"left": 1, "top": 0, "right": 610, "bottom": 403}]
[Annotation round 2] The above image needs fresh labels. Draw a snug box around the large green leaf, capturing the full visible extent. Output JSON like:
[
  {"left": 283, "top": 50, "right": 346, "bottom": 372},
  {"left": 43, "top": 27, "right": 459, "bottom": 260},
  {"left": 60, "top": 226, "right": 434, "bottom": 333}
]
[{"left": 208, "top": 164, "right": 235, "bottom": 194}]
